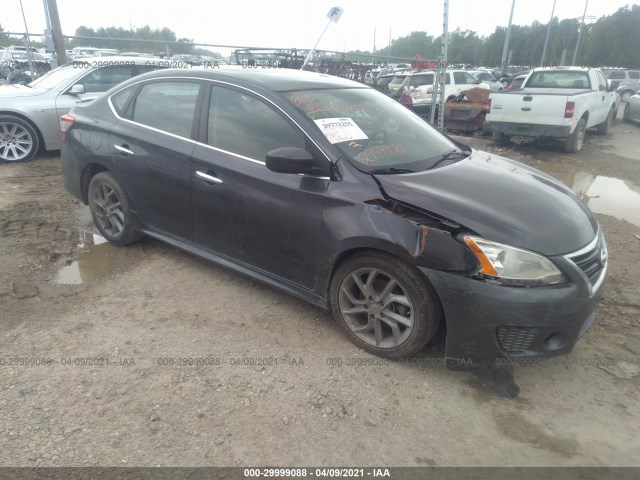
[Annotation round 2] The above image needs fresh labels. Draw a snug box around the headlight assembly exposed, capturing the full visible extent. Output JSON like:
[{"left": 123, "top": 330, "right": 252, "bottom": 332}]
[{"left": 463, "top": 235, "right": 566, "bottom": 286}]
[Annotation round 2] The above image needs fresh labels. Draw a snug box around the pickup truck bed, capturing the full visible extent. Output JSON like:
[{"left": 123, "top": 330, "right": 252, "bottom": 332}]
[{"left": 485, "top": 67, "right": 617, "bottom": 153}]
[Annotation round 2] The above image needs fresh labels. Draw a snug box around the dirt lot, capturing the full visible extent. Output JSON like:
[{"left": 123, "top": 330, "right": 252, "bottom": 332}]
[{"left": 1, "top": 110, "right": 639, "bottom": 468}]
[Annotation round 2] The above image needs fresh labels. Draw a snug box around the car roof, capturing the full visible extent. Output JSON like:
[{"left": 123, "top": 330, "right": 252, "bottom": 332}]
[{"left": 126, "top": 66, "right": 368, "bottom": 92}]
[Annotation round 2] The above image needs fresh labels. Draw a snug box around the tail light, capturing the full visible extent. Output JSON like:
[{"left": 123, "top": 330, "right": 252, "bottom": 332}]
[
  {"left": 564, "top": 101, "right": 575, "bottom": 119},
  {"left": 60, "top": 114, "right": 75, "bottom": 139},
  {"left": 486, "top": 98, "right": 492, "bottom": 112},
  {"left": 399, "top": 91, "right": 413, "bottom": 106}
]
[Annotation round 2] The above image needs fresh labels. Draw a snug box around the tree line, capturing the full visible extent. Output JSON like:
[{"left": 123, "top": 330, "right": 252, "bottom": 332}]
[{"left": 373, "top": 5, "right": 640, "bottom": 67}]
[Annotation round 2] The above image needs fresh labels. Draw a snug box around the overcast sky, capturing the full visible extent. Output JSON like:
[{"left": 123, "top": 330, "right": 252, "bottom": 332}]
[{"left": 5, "top": 0, "right": 638, "bottom": 56}]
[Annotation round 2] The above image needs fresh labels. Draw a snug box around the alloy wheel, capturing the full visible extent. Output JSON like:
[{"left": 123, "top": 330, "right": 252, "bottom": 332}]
[
  {"left": 0, "top": 121, "right": 34, "bottom": 162},
  {"left": 91, "top": 183, "right": 125, "bottom": 237},
  {"left": 338, "top": 267, "right": 415, "bottom": 349}
]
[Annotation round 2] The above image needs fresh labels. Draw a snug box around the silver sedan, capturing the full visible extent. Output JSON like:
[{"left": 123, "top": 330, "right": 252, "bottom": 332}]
[
  {"left": 0, "top": 57, "right": 163, "bottom": 162},
  {"left": 623, "top": 93, "right": 640, "bottom": 123}
]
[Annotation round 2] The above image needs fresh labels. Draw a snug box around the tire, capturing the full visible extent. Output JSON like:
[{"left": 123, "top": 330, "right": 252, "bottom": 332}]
[
  {"left": 501, "top": 80, "right": 510, "bottom": 88},
  {"left": 0, "top": 115, "right": 40, "bottom": 163},
  {"left": 88, "top": 172, "right": 143, "bottom": 246},
  {"left": 620, "top": 90, "right": 633, "bottom": 102},
  {"left": 329, "top": 252, "right": 442, "bottom": 359},
  {"left": 492, "top": 131, "right": 510, "bottom": 146},
  {"left": 623, "top": 103, "right": 631, "bottom": 123},
  {"left": 596, "top": 107, "right": 614, "bottom": 135},
  {"left": 564, "top": 118, "right": 586, "bottom": 153}
]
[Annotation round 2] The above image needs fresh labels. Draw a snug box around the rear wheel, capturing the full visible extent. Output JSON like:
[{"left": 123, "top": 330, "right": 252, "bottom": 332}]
[
  {"left": 88, "top": 172, "right": 143, "bottom": 246},
  {"left": 330, "top": 252, "right": 442, "bottom": 359},
  {"left": 492, "top": 131, "right": 511, "bottom": 146},
  {"left": 564, "top": 118, "right": 586, "bottom": 153},
  {"left": 0, "top": 115, "right": 40, "bottom": 163}
]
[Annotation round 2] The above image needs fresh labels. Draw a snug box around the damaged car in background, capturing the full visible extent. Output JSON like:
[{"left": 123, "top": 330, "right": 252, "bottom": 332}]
[
  {"left": 443, "top": 87, "right": 491, "bottom": 132},
  {"left": 60, "top": 68, "right": 607, "bottom": 398}
]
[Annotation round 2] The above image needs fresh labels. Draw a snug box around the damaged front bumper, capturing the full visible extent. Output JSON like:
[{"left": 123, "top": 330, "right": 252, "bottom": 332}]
[{"left": 419, "top": 232, "right": 607, "bottom": 398}]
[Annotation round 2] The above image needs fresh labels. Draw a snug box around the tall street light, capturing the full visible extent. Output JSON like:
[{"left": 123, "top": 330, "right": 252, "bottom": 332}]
[
  {"left": 541, "top": 0, "right": 557, "bottom": 66},
  {"left": 501, "top": 0, "right": 516, "bottom": 67},
  {"left": 572, "top": 0, "right": 589, "bottom": 66}
]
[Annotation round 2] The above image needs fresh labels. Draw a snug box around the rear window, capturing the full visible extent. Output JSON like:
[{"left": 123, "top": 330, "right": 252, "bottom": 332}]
[{"left": 526, "top": 71, "right": 591, "bottom": 89}]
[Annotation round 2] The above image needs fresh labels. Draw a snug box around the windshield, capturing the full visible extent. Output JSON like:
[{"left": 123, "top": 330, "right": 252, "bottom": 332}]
[
  {"left": 283, "top": 88, "right": 460, "bottom": 172},
  {"left": 29, "top": 63, "right": 83, "bottom": 90}
]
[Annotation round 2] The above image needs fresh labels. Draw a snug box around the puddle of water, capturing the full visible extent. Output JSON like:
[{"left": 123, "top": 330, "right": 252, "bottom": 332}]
[
  {"left": 535, "top": 164, "right": 640, "bottom": 228},
  {"left": 56, "top": 230, "right": 118, "bottom": 285}
]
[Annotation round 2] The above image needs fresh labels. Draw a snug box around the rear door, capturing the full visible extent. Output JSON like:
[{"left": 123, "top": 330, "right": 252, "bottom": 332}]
[{"left": 108, "top": 79, "right": 203, "bottom": 240}]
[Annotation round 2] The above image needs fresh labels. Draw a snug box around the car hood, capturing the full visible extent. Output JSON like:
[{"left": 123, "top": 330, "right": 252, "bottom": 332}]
[
  {"left": 374, "top": 150, "right": 598, "bottom": 256},
  {"left": 0, "top": 84, "right": 46, "bottom": 99}
]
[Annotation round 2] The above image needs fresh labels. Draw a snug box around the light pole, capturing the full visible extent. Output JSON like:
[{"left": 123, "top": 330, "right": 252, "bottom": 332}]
[
  {"left": 501, "top": 0, "right": 516, "bottom": 67},
  {"left": 572, "top": 0, "right": 589, "bottom": 66},
  {"left": 541, "top": 0, "right": 557, "bottom": 66}
]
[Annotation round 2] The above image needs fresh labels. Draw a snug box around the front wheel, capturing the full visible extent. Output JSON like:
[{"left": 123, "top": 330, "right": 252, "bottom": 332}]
[
  {"left": 596, "top": 107, "right": 614, "bottom": 135},
  {"left": 564, "top": 118, "right": 586, "bottom": 153},
  {"left": 620, "top": 90, "right": 633, "bottom": 102},
  {"left": 623, "top": 103, "right": 632, "bottom": 123},
  {"left": 88, "top": 172, "right": 143, "bottom": 246},
  {"left": 0, "top": 115, "right": 40, "bottom": 163},
  {"left": 492, "top": 131, "right": 511, "bottom": 146},
  {"left": 330, "top": 252, "right": 442, "bottom": 359}
]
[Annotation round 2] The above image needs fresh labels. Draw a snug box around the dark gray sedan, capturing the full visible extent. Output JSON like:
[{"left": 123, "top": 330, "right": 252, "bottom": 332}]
[{"left": 61, "top": 68, "right": 607, "bottom": 397}]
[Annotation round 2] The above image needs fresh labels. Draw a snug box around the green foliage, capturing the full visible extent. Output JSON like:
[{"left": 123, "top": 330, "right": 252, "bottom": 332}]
[
  {"left": 373, "top": 5, "right": 639, "bottom": 67},
  {"left": 71, "top": 25, "right": 194, "bottom": 55}
]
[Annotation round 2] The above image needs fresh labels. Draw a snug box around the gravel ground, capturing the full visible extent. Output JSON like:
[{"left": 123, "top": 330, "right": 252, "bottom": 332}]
[{"left": 1, "top": 111, "right": 639, "bottom": 467}]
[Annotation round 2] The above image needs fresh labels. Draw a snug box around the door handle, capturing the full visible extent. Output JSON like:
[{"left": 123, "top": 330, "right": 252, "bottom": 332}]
[
  {"left": 196, "top": 171, "right": 223, "bottom": 184},
  {"left": 114, "top": 144, "right": 134, "bottom": 155}
]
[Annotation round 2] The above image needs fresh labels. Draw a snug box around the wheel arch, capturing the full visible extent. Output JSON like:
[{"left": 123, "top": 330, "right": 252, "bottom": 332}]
[
  {"left": 80, "top": 163, "right": 110, "bottom": 203},
  {"left": 325, "top": 246, "right": 446, "bottom": 316}
]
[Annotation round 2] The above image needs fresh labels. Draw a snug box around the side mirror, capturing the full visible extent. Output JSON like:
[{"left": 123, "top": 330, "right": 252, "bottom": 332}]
[
  {"left": 266, "top": 147, "right": 314, "bottom": 174},
  {"left": 68, "top": 84, "right": 85, "bottom": 95}
]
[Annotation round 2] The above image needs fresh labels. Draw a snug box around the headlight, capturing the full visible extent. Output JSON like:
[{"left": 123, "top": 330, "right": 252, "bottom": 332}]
[{"left": 463, "top": 236, "right": 566, "bottom": 286}]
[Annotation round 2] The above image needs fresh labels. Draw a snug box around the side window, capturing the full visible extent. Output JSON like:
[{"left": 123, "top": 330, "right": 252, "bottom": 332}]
[
  {"left": 628, "top": 71, "right": 640, "bottom": 80},
  {"left": 76, "top": 66, "right": 135, "bottom": 93},
  {"left": 610, "top": 71, "right": 625, "bottom": 80},
  {"left": 454, "top": 72, "right": 477, "bottom": 84},
  {"left": 131, "top": 81, "right": 201, "bottom": 138},
  {"left": 110, "top": 86, "right": 136, "bottom": 116},
  {"left": 207, "top": 86, "right": 305, "bottom": 161},
  {"left": 596, "top": 71, "right": 608, "bottom": 91}
]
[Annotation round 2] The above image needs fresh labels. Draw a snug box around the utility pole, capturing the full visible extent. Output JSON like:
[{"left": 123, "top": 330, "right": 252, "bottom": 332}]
[
  {"left": 572, "top": 0, "right": 589, "bottom": 66},
  {"left": 46, "top": 0, "right": 68, "bottom": 65},
  {"left": 541, "top": 0, "right": 557, "bottom": 66},
  {"left": 18, "top": 0, "right": 35, "bottom": 78},
  {"left": 431, "top": 0, "right": 448, "bottom": 132},
  {"left": 501, "top": 0, "right": 516, "bottom": 67}
]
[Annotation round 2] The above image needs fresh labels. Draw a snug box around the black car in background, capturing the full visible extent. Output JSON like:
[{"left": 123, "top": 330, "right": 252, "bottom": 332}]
[{"left": 61, "top": 68, "right": 607, "bottom": 397}]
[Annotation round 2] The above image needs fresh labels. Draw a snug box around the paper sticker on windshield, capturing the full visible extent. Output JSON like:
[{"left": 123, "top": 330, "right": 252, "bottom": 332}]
[{"left": 314, "top": 118, "right": 368, "bottom": 144}]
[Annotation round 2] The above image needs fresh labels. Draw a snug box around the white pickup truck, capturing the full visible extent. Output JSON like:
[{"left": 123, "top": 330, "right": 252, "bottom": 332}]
[{"left": 485, "top": 67, "right": 617, "bottom": 152}]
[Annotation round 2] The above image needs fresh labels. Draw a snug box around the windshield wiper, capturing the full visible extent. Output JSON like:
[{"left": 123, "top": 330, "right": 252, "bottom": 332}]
[
  {"left": 368, "top": 167, "right": 415, "bottom": 175},
  {"left": 427, "top": 149, "right": 470, "bottom": 170}
]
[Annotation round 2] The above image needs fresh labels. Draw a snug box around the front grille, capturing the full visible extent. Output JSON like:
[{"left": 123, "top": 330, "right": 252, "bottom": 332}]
[
  {"left": 497, "top": 326, "right": 542, "bottom": 353},
  {"left": 566, "top": 233, "right": 607, "bottom": 291}
]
